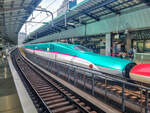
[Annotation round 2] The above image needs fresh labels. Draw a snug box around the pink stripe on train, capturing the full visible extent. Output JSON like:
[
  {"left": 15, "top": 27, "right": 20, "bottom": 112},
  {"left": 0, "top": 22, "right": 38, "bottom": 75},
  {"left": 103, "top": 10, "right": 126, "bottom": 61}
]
[{"left": 28, "top": 48, "right": 77, "bottom": 58}]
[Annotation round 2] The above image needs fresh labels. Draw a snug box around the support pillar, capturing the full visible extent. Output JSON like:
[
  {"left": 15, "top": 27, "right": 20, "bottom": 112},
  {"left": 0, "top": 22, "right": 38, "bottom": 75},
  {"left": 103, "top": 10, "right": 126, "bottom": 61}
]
[
  {"left": 105, "top": 33, "right": 112, "bottom": 55},
  {"left": 126, "top": 33, "right": 132, "bottom": 51}
]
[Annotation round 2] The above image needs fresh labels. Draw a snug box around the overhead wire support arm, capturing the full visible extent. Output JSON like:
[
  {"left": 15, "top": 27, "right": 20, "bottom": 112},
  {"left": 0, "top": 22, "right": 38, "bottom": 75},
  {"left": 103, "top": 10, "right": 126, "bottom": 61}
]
[{"left": 34, "top": 8, "right": 54, "bottom": 27}]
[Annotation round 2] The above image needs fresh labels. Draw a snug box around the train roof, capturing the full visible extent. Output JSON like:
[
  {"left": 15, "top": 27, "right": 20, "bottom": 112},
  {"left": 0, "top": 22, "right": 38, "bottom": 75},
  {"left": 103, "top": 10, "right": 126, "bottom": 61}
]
[
  {"left": 26, "top": 42, "right": 79, "bottom": 48},
  {"left": 51, "top": 42, "right": 79, "bottom": 48}
]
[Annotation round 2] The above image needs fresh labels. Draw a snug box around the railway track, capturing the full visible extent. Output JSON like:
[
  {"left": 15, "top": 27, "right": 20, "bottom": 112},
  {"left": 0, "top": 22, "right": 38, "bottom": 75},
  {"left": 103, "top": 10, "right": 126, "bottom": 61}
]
[
  {"left": 23, "top": 49, "right": 150, "bottom": 113},
  {"left": 12, "top": 49, "right": 104, "bottom": 113}
]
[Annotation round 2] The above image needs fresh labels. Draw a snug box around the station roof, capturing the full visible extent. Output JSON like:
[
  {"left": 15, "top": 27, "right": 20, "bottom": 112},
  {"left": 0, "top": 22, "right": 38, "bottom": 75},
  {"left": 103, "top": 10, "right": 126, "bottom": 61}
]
[
  {"left": 27, "top": 0, "right": 150, "bottom": 42},
  {"left": 0, "top": 0, "right": 42, "bottom": 44}
]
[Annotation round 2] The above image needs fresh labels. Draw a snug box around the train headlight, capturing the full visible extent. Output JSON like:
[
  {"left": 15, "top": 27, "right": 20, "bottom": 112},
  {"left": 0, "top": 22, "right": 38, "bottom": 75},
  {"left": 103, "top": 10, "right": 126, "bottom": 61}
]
[{"left": 89, "top": 64, "right": 93, "bottom": 69}]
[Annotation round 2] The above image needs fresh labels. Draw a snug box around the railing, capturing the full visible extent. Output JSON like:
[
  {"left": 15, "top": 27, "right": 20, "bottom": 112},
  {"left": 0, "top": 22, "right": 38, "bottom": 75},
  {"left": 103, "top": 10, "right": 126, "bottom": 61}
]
[
  {"left": 102, "top": 52, "right": 150, "bottom": 64},
  {"left": 24, "top": 50, "right": 150, "bottom": 113},
  {"left": 133, "top": 53, "right": 150, "bottom": 64}
]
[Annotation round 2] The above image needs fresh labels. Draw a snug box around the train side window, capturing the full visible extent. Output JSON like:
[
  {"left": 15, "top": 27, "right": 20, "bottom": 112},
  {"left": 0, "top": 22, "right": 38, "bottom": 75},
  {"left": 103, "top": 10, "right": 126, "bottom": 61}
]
[
  {"left": 74, "top": 46, "right": 93, "bottom": 52},
  {"left": 47, "top": 48, "right": 50, "bottom": 51},
  {"left": 50, "top": 44, "right": 54, "bottom": 52}
]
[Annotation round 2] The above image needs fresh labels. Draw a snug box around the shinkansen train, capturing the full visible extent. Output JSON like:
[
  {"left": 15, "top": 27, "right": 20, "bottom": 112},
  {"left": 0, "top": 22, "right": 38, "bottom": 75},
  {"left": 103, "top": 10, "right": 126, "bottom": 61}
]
[
  {"left": 130, "top": 63, "right": 150, "bottom": 84},
  {"left": 23, "top": 42, "right": 150, "bottom": 84}
]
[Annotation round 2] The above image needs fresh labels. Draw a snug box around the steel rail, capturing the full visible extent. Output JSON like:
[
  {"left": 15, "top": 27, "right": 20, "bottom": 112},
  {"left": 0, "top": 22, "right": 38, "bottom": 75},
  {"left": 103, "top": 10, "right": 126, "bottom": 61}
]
[
  {"left": 14, "top": 49, "right": 103, "bottom": 113},
  {"left": 23, "top": 50, "right": 150, "bottom": 113}
]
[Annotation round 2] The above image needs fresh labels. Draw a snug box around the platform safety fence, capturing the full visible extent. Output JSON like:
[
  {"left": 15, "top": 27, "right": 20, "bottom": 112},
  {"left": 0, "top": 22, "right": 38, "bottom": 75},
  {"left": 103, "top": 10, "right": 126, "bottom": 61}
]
[
  {"left": 24, "top": 50, "right": 150, "bottom": 113},
  {"left": 133, "top": 53, "right": 150, "bottom": 64}
]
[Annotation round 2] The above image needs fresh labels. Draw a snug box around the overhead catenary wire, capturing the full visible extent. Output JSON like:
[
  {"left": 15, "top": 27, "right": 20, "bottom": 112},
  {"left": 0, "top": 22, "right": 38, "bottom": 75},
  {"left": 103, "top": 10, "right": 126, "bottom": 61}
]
[
  {"left": 31, "top": 0, "right": 57, "bottom": 20},
  {"left": 28, "top": 0, "right": 70, "bottom": 31},
  {"left": 27, "top": 0, "right": 59, "bottom": 31},
  {"left": 28, "top": 0, "right": 106, "bottom": 31}
]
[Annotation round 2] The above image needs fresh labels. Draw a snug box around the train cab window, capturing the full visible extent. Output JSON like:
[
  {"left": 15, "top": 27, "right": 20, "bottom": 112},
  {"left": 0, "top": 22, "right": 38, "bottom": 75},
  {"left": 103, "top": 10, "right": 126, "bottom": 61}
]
[
  {"left": 74, "top": 46, "right": 93, "bottom": 52},
  {"left": 47, "top": 48, "right": 50, "bottom": 51}
]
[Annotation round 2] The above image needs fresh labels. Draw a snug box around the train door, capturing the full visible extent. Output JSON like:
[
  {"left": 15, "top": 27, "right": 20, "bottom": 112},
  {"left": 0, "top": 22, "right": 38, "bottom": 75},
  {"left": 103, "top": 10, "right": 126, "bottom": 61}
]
[
  {"left": 51, "top": 44, "right": 56, "bottom": 60},
  {"left": 49, "top": 44, "right": 54, "bottom": 59}
]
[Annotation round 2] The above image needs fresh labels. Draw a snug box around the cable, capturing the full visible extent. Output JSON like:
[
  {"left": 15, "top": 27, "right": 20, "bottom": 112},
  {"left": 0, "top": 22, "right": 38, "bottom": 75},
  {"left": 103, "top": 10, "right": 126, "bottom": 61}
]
[
  {"left": 28, "top": 0, "right": 62, "bottom": 31},
  {"left": 46, "top": 0, "right": 57, "bottom": 8},
  {"left": 28, "top": 0, "right": 78, "bottom": 33},
  {"left": 30, "top": 0, "right": 57, "bottom": 22}
]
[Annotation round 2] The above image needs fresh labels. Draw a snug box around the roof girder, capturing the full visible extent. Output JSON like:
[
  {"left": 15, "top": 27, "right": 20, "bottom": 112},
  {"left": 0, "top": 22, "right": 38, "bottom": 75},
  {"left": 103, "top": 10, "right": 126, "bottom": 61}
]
[{"left": 27, "top": 0, "right": 145, "bottom": 42}]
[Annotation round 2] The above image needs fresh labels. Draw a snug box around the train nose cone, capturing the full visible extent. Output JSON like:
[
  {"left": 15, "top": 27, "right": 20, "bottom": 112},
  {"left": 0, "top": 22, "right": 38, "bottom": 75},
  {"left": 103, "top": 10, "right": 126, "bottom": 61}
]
[{"left": 130, "top": 64, "right": 150, "bottom": 84}]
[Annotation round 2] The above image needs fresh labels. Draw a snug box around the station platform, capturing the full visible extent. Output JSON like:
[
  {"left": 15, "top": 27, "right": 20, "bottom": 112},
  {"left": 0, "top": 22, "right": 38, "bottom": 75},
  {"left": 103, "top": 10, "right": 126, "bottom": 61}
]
[
  {"left": 0, "top": 57, "right": 23, "bottom": 113},
  {"left": 7, "top": 55, "right": 37, "bottom": 113}
]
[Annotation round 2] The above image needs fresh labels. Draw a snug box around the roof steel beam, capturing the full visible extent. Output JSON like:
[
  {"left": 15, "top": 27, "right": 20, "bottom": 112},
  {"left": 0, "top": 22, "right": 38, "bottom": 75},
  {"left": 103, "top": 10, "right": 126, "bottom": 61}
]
[
  {"left": 66, "top": 23, "right": 76, "bottom": 28},
  {"left": 30, "top": 0, "right": 117, "bottom": 39},
  {"left": 52, "top": 27, "right": 61, "bottom": 32},
  {"left": 0, "top": 15, "right": 28, "bottom": 20},
  {"left": 104, "top": 5, "right": 120, "bottom": 14},
  {"left": 54, "top": 25, "right": 67, "bottom": 31},
  {"left": 57, "top": 25, "right": 68, "bottom": 30},
  {"left": 86, "top": 0, "right": 134, "bottom": 18},
  {"left": 85, "top": 0, "right": 117, "bottom": 13},
  {"left": 35, "top": 25, "right": 62, "bottom": 38},
  {"left": 0, "top": 0, "right": 42, "bottom": 44},
  {"left": 28, "top": 0, "right": 144, "bottom": 41},
  {"left": 30, "top": 21, "right": 75, "bottom": 39},
  {"left": 0, "top": 4, "right": 29, "bottom": 8},
  {"left": 0, "top": 22, "right": 21, "bottom": 26},
  {"left": 46, "top": 27, "right": 61, "bottom": 33},
  {"left": 73, "top": 19, "right": 87, "bottom": 25},
  {"left": 84, "top": 12, "right": 100, "bottom": 21},
  {"left": 66, "top": 0, "right": 118, "bottom": 24},
  {"left": 2, "top": 19, "right": 22, "bottom": 23},
  {"left": 0, "top": 7, "right": 26, "bottom": 12},
  {"left": 39, "top": 27, "right": 59, "bottom": 36},
  {"left": 36, "top": 30, "right": 56, "bottom": 38}
]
